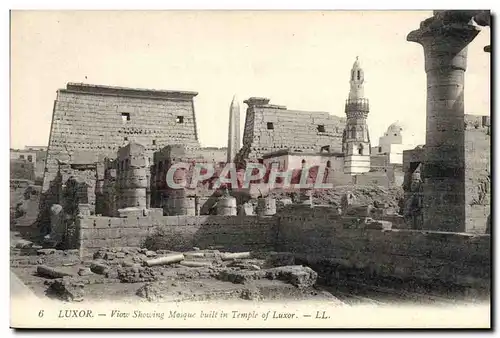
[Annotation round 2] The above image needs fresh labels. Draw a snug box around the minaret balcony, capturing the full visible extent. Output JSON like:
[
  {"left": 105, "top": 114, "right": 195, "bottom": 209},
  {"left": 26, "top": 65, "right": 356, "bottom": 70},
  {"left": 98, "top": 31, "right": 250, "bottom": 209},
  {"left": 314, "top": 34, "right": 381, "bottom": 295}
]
[{"left": 345, "top": 98, "right": 370, "bottom": 113}]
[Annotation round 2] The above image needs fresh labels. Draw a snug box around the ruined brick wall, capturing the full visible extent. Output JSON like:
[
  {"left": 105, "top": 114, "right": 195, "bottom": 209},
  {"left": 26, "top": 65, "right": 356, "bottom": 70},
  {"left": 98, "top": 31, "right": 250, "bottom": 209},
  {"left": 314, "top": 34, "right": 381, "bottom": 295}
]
[
  {"left": 42, "top": 83, "right": 200, "bottom": 194},
  {"left": 77, "top": 214, "right": 276, "bottom": 253},
  {"left": 276, "top": 206, "right": 490, "bottom": 290},
  {"left": 464, "top": 115, "right": 490, "bottom": 233},
  {"left": 237, "top": 97, "right": 345, "bottom": 161}
]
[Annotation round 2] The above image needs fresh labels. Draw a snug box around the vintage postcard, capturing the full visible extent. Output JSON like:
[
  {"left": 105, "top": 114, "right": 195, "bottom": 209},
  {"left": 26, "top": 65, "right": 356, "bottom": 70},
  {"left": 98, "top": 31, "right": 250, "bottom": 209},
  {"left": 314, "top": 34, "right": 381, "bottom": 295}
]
[{"left": 9, "top": 10, "right": 491, "bottom": 329}]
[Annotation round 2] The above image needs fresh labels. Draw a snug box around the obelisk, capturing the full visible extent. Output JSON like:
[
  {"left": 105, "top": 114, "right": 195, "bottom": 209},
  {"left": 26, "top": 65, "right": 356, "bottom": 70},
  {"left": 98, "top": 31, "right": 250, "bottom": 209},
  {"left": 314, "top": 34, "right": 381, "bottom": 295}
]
[{"left": 227, "top": 95, "right": 241, "bottom": 163}]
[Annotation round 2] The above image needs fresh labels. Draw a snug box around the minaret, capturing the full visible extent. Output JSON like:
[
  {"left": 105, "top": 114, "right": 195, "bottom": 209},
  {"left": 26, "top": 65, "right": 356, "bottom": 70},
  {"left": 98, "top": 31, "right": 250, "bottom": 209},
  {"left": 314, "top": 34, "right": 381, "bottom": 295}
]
[
  {"left": 343, "top": 57, "right": 371, "bottom": 175},
  {"left": 227, "top": 95, "right": 241, "bottom": 163}
]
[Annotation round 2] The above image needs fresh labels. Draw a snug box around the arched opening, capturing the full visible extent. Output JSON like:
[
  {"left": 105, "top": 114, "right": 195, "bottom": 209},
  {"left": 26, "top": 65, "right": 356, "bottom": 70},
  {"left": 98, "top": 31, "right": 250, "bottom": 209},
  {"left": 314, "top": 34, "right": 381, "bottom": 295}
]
[
  {"left": 326, "top": 160, "right": 331, "bottom": 168},
  {"left": 357, "top": 70, "right": 361, "bottom": 80},
  {"left": 301, "top": 159, "right": 306, "bottom": 168},
  {"left": 357, "top": 144, "right": 364, "bottom": 155}
]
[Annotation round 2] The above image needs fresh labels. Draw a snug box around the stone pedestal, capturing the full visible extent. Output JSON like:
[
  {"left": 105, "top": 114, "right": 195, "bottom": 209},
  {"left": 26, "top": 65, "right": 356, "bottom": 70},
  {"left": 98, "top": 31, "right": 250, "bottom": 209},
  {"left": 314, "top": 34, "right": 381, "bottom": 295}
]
[{"left": 407, "top": 15, "right": 480, "bottom": 232}]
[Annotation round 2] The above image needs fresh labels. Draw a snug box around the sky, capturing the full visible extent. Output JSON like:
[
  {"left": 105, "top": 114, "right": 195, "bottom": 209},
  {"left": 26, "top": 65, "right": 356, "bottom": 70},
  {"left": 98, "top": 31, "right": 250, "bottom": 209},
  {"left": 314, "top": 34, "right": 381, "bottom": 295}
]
[{"left": 10, "top": 10, "right": 491, "bottom": 149}]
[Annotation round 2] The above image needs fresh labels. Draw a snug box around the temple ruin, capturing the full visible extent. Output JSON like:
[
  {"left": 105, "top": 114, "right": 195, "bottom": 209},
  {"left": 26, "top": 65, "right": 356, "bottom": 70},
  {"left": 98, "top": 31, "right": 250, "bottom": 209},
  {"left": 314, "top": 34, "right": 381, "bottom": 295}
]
[{"left": 10, "top": 10, "right": 491, "bottom": 306}]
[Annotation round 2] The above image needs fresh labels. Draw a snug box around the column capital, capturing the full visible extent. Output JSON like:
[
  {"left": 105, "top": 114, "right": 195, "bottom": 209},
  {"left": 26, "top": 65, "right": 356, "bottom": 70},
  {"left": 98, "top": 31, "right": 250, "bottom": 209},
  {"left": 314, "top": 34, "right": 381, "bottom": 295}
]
[{"left": 407, "top": 16, "right": 480, "bottom": 72}]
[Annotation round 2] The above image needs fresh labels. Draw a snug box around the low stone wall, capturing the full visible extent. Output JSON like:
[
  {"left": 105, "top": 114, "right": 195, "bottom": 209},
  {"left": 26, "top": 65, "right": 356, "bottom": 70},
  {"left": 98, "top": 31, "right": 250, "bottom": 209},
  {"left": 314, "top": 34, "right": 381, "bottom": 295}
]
[
  {"left": 70, "top": 203, "right": 490, "bottom": 291},
  {"left": 76, "top": 212, "right": 276, "bottom": 254},
  {"left": 275, "top": 206, "right": 490, "bottom": 290}
]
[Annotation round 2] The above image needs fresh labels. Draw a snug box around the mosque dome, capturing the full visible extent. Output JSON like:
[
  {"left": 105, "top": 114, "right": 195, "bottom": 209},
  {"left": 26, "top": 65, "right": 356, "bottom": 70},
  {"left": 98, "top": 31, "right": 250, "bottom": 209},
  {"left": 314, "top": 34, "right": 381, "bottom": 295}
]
[{"left": 387, "top": 122, "right": 403, "bottom": 133}]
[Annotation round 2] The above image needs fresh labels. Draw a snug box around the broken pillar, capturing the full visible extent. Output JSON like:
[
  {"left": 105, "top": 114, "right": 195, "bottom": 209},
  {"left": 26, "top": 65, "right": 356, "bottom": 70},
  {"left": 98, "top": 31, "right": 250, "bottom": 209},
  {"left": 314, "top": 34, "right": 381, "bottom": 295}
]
[
  {"left": 407, "top": 11, "right": 480, "bottom": 232},
  {"left": 256, "top": 197, "right": 277, "bottom": 216},
  {"left": 165, "top": 189, "right": 196, "bottom": 216},
  {"left": 116, "top": 142, "right": 148, "bottom": 209},
  {"left": 216, "top": 191, "right": 237, "bottom": 216}
]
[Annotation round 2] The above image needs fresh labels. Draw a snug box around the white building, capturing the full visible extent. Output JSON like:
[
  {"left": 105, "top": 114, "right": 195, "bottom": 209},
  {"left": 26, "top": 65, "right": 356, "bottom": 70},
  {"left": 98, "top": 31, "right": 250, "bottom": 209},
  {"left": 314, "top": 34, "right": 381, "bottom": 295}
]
[
  {"left": 371, "top": 122, "right": 416, "bottom": 165},
  {"left": 262, "top": 149, "right": 344, "bottom": 172}
]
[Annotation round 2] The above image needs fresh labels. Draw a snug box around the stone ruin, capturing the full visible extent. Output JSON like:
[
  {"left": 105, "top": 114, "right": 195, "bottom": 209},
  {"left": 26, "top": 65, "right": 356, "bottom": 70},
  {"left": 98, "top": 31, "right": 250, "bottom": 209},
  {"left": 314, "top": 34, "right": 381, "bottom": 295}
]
[{"left": 15, "top": 11, "right": 490, "bottom": 304}]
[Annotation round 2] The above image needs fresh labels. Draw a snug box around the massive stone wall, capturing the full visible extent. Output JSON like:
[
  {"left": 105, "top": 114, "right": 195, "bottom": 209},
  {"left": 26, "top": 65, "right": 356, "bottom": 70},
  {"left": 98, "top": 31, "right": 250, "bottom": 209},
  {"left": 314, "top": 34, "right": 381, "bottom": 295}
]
[
  {"left": 276, "top": 206, "right": 490, "bottom": 290},
  {"left": 237, "top": 97, "right": 345, "bottom": 161},
  {"left": 401, "top": 115, "right": 490, "bottom": 233},
  {"left": 464, "top": 115, "right": 491, "bottom": 233},
  {"left": 42, "top": 83, "right": 200, "bottom": 193}
]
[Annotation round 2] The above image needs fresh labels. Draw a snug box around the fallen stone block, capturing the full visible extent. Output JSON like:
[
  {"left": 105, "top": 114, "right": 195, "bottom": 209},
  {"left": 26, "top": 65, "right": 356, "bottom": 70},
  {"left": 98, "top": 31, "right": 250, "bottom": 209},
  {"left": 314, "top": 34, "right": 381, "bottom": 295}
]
[
  {"left": 105, "top": 268, "right": 119, "bottom": 279},
  {"left": 265, "top": 252, "right": 295, "bottom": 268},
  {"left": 240, "top": 286, "right": 263, "bottom": 301},
  {"left": 78, "top": 268, "right": 93, "bottom": 276},
  {"left": 46, "top": 277, "right": 84, "bottom": 302},
  {"left": 104, "top": 252, "right": 116, "bottom": 260},
  {"left": 217, "top": 269, "right": 266, "bottom": 284},
  {"left": 217, "top": 265, "right": 318, "bottom": 289},
  {"left": 221, "top": 252, "right": 251, "bottom": 261},
  {"left": 37, "top": 265, "right": 75, "bottom": 279},
  {"left": 145, "top": 254, "right": 184, "bottom": 267},
  {"left": 122, "top": 247, "right": 141, "bottom": 254},
  {"left": 122, "top": 260, "right": 140, "bottom": 268},
  {"left": 365, "top": 219, "right": 392, "bottom": 230},
  {"left": 118, "top": 267, "right": 159, "bottom": 283},
  {"left": 179, "top": 261, "right": 212, "bottom": 268},
  {"left": 93, "top": 250, "right": 106, "bottom": 260},
  {"left": 90, "top": 261, "right": 110, "bottom": 275},
  {"left": 136, "top": 282, "right": 164, "bottom": 302},
  {"left": 37, "top": 248, "right": 56, "bottom": 255},
  {"left": 184, "top": 252, "right": 205, "bottom": 259},
  {"left": 227, "top": 260, "right": 262, "bottom": 270},
  {"left": 265, "top": 265, "right": 318, "bottom": 289},
  {"left": 145, "top": 251, "right": 157, "bottom": 257},
  {"left": 14, "top": 239, "right": 33, "bottom": 249}
]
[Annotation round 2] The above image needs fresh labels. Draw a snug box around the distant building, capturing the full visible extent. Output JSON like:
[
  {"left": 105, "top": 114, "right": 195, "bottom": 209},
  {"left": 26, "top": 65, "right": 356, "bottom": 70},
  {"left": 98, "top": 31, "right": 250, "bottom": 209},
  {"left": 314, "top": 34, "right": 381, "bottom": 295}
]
[
  {"left": 24, "top": 145, "right": 48, "bottom": 152},
  {"left": 10, "top": 146, "right": 48, "bottom": 181},
  {"left": 10, "top": 159, "right": 35, "bottom": 182},
  {"left": 371, "top": 122, "right": 416, "bottom": 165},
  {"left": 10, "top": 149, "right": 36, "bottom": 163},
  {"left": 262, "top": 148, "right": 344, "bottom": 172}
]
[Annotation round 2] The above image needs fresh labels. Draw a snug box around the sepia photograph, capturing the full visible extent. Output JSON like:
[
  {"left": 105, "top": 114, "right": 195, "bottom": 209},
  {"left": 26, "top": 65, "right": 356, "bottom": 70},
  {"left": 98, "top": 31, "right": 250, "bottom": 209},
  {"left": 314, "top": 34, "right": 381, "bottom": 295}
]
[{"left": 8, "top": 8, "right": 492, "bottom": 329}]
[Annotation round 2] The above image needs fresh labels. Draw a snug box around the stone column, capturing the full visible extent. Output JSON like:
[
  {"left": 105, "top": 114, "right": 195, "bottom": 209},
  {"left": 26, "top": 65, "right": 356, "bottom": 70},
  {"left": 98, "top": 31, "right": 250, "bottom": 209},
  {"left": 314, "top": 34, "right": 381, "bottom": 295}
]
[{"left": 407, "top": 14, "right": 479, "bottom": 232}]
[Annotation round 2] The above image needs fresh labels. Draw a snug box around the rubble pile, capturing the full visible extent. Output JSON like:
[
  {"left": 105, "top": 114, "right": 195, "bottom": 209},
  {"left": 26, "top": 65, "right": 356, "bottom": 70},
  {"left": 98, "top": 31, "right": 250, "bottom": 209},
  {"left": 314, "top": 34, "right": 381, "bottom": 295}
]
[
  {"left": 136, "top": 282, "right": 165, "bottom": 302},
  {"left": 11, "top": 243, "right": 327, "bottom": 303},
  {"left": 268, "top": 185, "right": 404, "bottom": 213},
  {"left": 46, "top": 277, "right": 84, "bottom": 302},
  {"left": 217, "top": 265, "right": 318, "bottom": 289}
]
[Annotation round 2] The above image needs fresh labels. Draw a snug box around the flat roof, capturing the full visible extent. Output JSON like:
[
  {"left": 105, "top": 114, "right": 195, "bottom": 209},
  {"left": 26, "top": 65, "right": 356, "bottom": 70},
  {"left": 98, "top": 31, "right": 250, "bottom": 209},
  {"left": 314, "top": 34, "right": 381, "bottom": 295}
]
[{"left": 59, "top": 82, "right": 198, "bottom": 101}]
